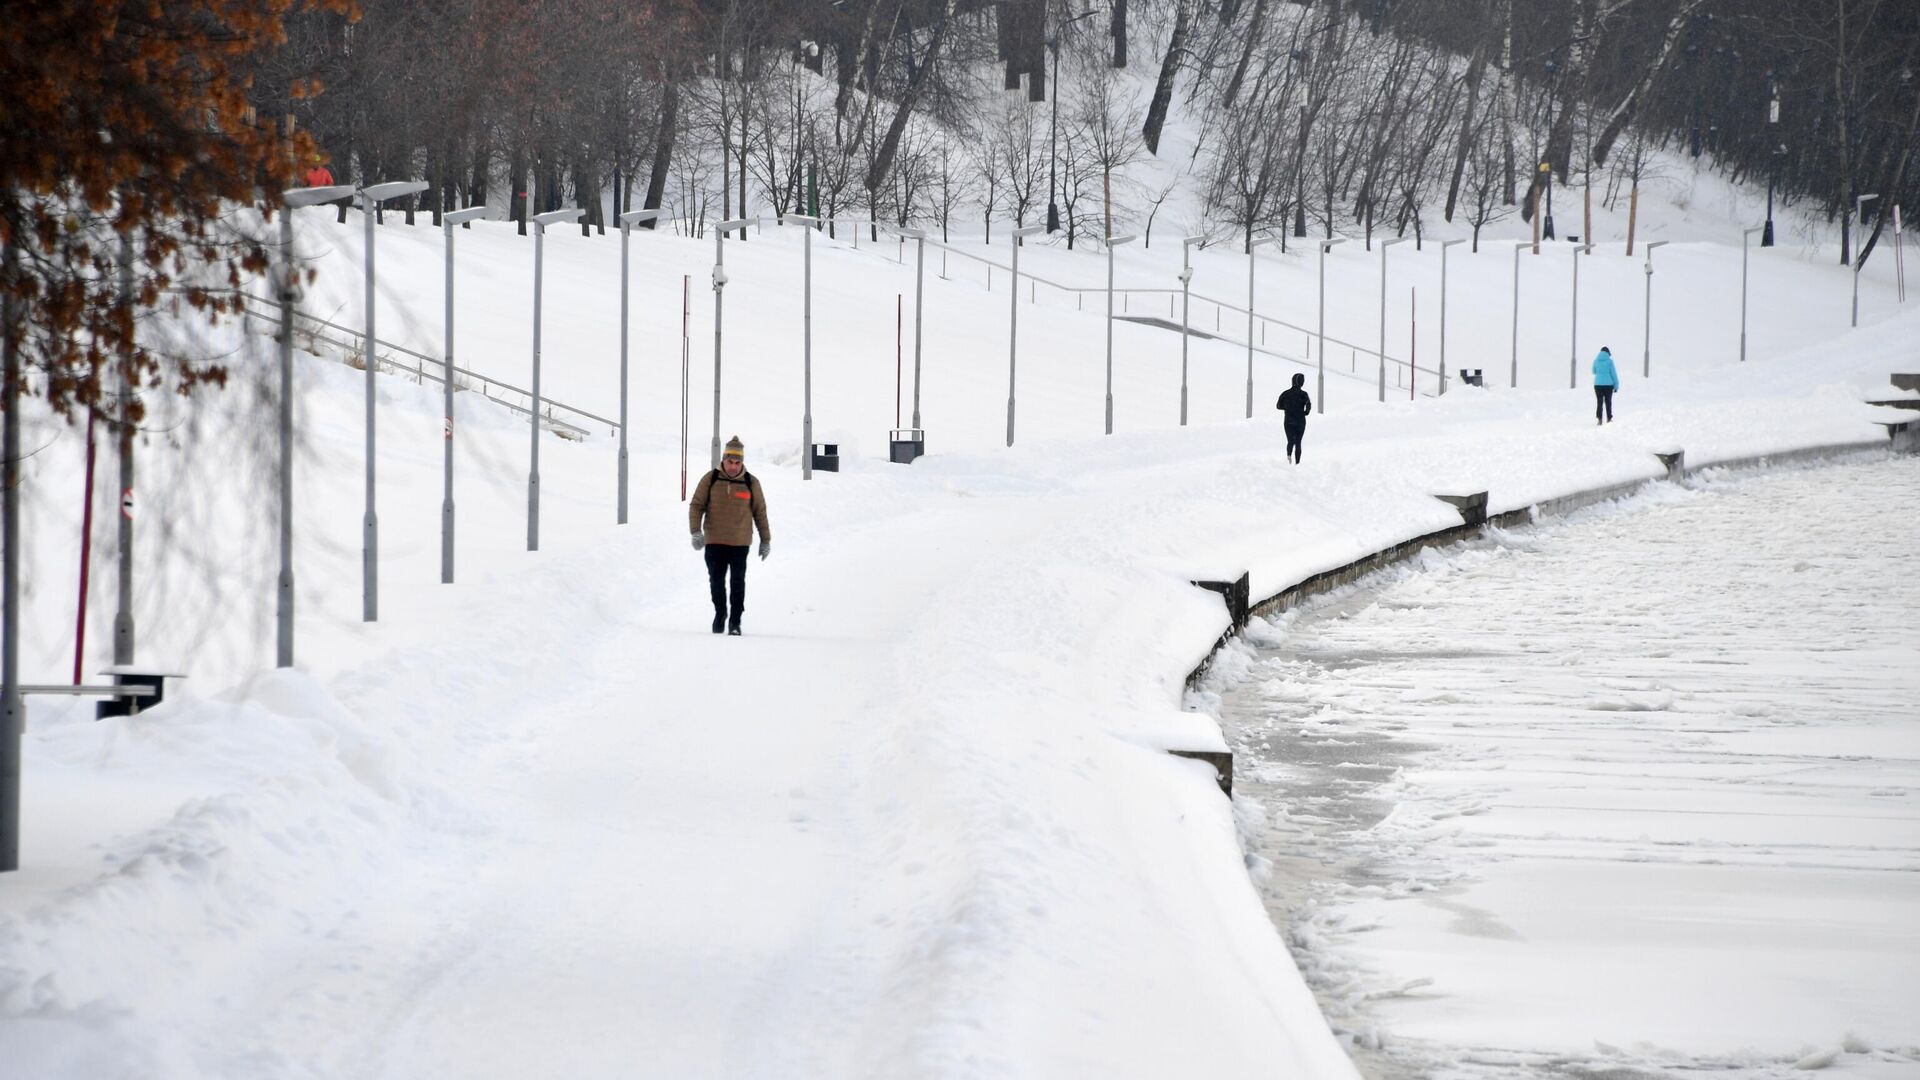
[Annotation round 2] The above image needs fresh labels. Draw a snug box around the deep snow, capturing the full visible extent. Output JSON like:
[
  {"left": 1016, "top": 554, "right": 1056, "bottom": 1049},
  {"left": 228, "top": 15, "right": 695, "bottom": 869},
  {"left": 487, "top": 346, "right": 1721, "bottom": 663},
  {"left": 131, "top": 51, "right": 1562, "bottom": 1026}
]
[{"left": 3, "top": 165, "right": 1918, "bottom": 1077}]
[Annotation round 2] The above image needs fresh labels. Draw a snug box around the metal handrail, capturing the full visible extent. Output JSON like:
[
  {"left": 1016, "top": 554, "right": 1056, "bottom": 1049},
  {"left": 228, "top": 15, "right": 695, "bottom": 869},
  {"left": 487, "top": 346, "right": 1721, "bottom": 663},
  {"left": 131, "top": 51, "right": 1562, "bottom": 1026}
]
[
  {"left": 921, "top": 236, "right": 1436, "bottom": 384},
  {"left": 232, "top": 290, "right": 619, "bottom": 437}
]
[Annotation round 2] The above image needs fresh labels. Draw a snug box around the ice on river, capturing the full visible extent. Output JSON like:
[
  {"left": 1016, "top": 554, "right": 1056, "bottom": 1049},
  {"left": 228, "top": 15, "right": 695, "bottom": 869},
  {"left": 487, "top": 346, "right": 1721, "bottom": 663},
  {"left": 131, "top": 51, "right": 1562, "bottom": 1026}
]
[{"left": 1210, "top": 455, "right": 1920, "bottom": 1079}]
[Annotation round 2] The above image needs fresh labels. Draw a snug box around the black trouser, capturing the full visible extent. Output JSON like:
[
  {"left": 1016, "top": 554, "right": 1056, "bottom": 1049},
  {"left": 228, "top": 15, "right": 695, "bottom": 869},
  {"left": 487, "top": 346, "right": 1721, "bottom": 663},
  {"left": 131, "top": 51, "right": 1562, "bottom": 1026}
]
[
  {"left": 704, "top": 544, "right": 748, "bottom": 624},
  {"left": 1284, "top": 418, "right": 1306, "bottom": 462},
  {"left": 1594, "top": 385, "right": 1615, "bottom": 422}
]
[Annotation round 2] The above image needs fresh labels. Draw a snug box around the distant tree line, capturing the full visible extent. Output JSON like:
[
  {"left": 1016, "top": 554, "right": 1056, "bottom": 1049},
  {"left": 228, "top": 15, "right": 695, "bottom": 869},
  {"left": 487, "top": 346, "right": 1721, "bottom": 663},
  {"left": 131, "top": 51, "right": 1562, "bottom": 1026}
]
[{"left": 8, "top": 0, "right": 1917, "bottom": 420}]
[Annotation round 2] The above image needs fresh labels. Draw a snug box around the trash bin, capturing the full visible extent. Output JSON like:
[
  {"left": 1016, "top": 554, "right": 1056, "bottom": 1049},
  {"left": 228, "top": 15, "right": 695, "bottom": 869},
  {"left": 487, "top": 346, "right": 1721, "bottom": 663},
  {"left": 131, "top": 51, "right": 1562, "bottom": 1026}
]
[
  {"left": 810, "top": 442, "right": 840, "bottom": 473},
  {"left": 888, "top": 428, "right": 925, "bottom": 464}
]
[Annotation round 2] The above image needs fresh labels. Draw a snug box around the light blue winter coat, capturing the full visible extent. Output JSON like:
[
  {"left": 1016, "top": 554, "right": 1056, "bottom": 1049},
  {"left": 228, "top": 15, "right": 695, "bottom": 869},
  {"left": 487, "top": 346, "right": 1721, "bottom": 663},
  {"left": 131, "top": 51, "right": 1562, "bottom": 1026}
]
[{"left": 1592, "top": 349, "right": 1619, "bottom": 388}]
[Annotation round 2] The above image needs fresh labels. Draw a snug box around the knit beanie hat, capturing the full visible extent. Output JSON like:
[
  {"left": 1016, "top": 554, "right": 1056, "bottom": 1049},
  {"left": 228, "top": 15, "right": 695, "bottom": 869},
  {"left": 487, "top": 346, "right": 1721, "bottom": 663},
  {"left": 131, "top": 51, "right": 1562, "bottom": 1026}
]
[{"left": 723, "top": 436, "right": 745, "bottom": 460}]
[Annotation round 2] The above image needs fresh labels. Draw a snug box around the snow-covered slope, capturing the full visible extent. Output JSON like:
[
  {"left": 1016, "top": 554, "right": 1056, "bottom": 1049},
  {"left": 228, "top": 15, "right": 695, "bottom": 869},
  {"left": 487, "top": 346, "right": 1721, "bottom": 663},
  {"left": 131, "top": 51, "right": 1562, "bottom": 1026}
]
[{"left": 3, "top": 181, "right": 1915, "bottom": 1077}]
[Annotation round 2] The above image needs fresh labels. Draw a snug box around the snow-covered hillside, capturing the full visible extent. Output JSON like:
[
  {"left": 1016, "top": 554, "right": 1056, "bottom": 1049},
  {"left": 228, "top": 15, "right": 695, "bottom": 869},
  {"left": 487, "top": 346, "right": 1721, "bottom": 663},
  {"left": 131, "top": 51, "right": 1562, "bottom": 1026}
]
[{"left": 3, "top": 171, "right": 1916, "bottom": 1077}]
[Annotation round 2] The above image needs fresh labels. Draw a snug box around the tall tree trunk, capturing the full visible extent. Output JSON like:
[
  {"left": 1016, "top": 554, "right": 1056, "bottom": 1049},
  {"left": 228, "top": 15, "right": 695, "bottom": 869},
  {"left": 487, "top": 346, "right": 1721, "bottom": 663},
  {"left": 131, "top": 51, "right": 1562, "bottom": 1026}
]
[
  {"left": 1221, "top": 0, "right": 1270, "bottom": 107},
  {"left": 1444, "top": 32, "right": 1491, "bottom": 222},
  {"left": 470, "top": 131, "right": 490, "bottom": 211},
  {"left": 1499, "top": 0, "right": 1516, "bottom": 206},
  {"left": 1858, "top": 76, "right": 1920, "bottom": 267},
  {"left": 1142, "top": 0, "right": 1191, "bottom": 154},
  {"left": 1521, "top": 0, "right": 1593, "bottom": 221},
  {"left": 423, "top": 143, "right": 441, "bottom": 227},
  {"left": 1591, "top": 1, "right": 1702, "bottom": 168},
  {"left": 837, "top": 1, "right": 884, "bottom": 119},
  {"left": 1835, "top": 0, "right": 1856, "bottom": 266},
  {"left": 643, "top": 79, "right": 678, "bottom": 229},
  {"left": 510, "top": 144, "right": 529, "bottom": 235},
  {"left": 1111, "top": 0, "right": 1128, "bottom": 68},
  {"left": 865, "top": 0, "right": 959, "bottom": 196}
]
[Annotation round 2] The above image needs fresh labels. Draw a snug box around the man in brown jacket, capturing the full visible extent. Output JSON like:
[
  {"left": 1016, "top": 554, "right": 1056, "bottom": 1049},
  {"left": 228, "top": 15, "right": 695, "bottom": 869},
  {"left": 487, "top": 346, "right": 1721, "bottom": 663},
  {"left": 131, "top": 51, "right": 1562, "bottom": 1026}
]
[{"left": 689, "top": 436, "right": 771, "bottom": 635}]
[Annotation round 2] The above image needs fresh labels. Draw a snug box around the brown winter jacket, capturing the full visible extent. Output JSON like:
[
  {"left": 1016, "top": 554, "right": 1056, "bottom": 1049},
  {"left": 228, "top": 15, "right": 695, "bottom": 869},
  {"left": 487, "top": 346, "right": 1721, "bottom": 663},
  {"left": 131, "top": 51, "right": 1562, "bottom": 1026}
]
[{"left": 689, "top": 467, "right": 771, "bottom": 547}]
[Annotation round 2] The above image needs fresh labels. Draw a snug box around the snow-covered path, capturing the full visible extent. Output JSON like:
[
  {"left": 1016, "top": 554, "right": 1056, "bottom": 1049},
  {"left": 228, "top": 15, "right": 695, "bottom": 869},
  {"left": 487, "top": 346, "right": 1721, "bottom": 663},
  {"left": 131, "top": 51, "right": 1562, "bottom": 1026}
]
[{"left": 1216, "top": 455, "right": 1920, "bottom": 1078}]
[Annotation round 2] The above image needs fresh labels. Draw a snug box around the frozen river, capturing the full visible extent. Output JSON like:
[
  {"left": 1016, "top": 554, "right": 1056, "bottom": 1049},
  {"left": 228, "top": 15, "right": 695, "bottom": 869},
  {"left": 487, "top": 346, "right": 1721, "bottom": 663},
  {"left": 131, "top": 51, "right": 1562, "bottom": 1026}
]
[{"left": 1209, "top": 455, "right": 1920, "bottom": 1079}]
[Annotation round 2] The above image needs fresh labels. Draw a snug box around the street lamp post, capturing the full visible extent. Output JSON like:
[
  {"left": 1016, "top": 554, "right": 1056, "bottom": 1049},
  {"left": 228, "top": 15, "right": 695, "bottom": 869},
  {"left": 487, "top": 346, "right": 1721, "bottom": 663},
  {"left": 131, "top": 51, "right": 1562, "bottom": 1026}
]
[
  {"left": 274, "top": 185, "right": 354, "bottom": 667},
  {"left": 1853, "top": 194, "right": 1879, "bottom": 327},
  {"left": 1106, "top": 233, "right": 1137, "bottom": 433},
  {"left": 441, "top": 204, "right": 490, "bottom": 581},
  {"left": 1642, "top": 241, "right": 1669, "bottom": 378},
  {"left": 1248, "top": 234, "right": 1278, "bottom": 418},
  {"left": 1741, "top": 226, "right": 1763, "bottom": 362},
  {"left": 711, "top": 217, "right": 755, "bottom": 469},
  {"left": 1179, "top": 235, "right": 1205, "bottom": 425},
  {"left": 882, "top": 224, "right": 929, "bottom": 429},
  {"left": 1007, "top": 223, "right": 1046, "bottom": 445},
  {"left": 1511, "top": 241, "right": 1524, "bottom": 388},
  {"left": 528, "top": 206, "right": 584, "bottom": 552},
  {"left": 1377, "top": 236, "right": 1407, "bottom": 402},
  {"left": 1316, "top": 237, "right": 1347, "bottom": 413},
  {"left": 356, "top": 179, "right": 427, "bottom": 622},
  {"left": 617, "top": 208, "right": 663, "bottom": 520},
  {"left": 1438, "top": 238, "right": 1465, "bottom": 395},
  {"left": 1569, "top": 246, "right": 1587, "bottom": 389},
  {"left": 1763, "top": 80, "right": 1780, "bottom": 247},
  {"left": 783, "top": 213, "right": 821, "bottom": 477}
]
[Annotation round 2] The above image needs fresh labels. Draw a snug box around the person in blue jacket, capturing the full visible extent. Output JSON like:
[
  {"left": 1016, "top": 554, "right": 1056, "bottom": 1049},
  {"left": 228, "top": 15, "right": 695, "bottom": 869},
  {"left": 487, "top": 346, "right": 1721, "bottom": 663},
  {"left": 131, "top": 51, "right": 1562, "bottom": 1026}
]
[{"left": 1592, "top": 346, "right": 1620, "bottom": 424}]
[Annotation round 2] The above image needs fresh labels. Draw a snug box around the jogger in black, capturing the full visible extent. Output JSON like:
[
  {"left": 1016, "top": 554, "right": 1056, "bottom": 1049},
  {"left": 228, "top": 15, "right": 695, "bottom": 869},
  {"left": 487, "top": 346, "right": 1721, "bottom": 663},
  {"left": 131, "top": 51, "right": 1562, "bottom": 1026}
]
[{"left": 1276, "top": 373, "right": 1312, "bottom": 464}]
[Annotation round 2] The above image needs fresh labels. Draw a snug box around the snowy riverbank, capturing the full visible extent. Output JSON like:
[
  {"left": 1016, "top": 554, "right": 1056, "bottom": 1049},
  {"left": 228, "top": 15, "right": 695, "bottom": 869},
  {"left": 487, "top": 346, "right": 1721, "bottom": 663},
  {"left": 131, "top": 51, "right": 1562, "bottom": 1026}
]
[{"left": 4, "top": 209, "right": 1917, "bottom": 1077}]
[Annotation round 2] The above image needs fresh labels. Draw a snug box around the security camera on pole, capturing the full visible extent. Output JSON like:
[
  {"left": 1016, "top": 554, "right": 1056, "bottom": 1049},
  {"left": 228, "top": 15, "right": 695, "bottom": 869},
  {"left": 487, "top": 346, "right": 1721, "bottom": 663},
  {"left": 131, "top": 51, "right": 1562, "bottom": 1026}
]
[
  {"left": 441, "top": 204, "right": 489, "bottom": 581},
  {"left": 357, "top": 180, "right": 428, "bottom": 620},
  {"left": 711, "top": 218, "right": 755, "bottom": 469},
  {"left": 1179, "top": 235, "right": 1205, "bottom": 425},
  {"left": 1642, "top": 241, "right": 1669, "bottom": 378},
  {"left": 528, "top": 206, "right": 584, "bottom": 552},
  {"left": 617, "top": 208, "right": 664, "bottom": 518}
]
